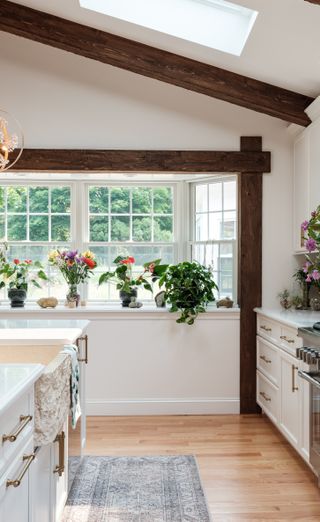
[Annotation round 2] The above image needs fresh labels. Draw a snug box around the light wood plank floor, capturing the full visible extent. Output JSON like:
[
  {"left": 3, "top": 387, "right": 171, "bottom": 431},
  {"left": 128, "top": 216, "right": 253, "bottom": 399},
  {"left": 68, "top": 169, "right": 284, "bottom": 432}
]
[{"left": 85, "top": 414, "right": 320, "bottom": 521}]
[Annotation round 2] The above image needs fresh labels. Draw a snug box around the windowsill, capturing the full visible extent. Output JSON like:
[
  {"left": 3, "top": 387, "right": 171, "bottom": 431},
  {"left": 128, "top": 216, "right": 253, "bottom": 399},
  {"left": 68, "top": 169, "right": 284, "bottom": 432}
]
[{"left": 0, "top": 302, "right": 240, "bottom": 320}]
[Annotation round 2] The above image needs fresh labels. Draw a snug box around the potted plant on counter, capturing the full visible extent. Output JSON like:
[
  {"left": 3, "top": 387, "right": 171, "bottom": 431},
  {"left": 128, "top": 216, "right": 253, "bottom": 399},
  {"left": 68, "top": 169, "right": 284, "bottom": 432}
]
[
  {"left": 98, "top": 256, "right": 168, "bottom": 307},
  {"left": 159, "top": 261, "right": 218, "bottom": 325},
  {"left": 48, "top": 249, "right": 97, "bottom": 307},
  {"left": 0, "top": 258, "right": 48, "bottom": 308}
]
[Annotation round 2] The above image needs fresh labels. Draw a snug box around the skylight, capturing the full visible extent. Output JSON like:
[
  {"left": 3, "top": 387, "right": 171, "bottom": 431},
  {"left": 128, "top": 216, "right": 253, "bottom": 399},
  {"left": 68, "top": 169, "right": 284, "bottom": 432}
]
[{"left": 79, "top": 0, "right": 258, "bottom": 57}]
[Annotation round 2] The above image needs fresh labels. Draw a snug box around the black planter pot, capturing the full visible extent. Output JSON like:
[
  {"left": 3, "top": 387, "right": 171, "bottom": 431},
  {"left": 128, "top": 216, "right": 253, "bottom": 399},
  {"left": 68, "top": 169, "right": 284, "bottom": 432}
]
[
  {"left": 120, "top": 288, "right": 137, "bottom": 307},
  {"left": 8, "top": 288, "right": 27, "bottom": 308}
]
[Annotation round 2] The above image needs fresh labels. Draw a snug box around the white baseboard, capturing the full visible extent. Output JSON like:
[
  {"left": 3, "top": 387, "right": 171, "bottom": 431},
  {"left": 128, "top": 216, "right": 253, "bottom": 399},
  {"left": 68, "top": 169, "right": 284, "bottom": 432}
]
[{"left": 86, "top": 398, "right": 240, "bottom": 416}]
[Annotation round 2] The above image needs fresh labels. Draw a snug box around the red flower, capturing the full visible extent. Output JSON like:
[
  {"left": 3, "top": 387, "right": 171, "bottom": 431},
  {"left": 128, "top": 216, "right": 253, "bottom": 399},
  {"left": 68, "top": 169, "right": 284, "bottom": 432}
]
[
  {"left": 24, "top": 259, "right": 32, "bottom": 265},
  {"left": 13, "top": 259, "right": 20, "bottom": 265},
  {"left": 120, "top": 256, "right": 135, "bottom": 265},
  {"left": 83, "top": 257, "right": 96, "bottom": 269}
]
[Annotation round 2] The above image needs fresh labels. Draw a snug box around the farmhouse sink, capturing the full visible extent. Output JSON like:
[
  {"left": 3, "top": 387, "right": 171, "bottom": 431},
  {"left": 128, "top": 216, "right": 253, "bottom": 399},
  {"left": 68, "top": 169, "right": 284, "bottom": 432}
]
[{"left": 0, "top": 346, "right": 72, "bottom": 445}]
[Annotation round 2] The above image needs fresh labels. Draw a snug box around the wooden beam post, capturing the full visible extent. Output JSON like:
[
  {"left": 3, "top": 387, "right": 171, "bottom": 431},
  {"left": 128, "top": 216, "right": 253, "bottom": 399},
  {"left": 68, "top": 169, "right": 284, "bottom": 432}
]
[{"left": 239, "top": 137, "right": 263, "bottom": 414}]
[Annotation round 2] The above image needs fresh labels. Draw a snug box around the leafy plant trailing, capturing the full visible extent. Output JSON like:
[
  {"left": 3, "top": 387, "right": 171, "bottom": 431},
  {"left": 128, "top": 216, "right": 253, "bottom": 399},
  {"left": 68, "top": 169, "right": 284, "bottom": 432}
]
[{"left": 159, "top": 261, "right": 218, "bottom": 325}]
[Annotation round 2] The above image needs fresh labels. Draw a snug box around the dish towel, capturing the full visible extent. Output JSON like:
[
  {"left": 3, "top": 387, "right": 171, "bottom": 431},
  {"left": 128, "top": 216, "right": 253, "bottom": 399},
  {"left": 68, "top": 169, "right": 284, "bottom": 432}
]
[{"left": 61, "top": 344, "right": 81, "bottom": 429}]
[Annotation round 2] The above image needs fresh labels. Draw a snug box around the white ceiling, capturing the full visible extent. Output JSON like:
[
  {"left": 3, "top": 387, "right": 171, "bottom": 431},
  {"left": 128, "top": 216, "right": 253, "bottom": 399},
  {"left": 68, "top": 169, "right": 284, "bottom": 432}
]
[{"left": 6, "top": 0, "right": 320, "bottom": 96}]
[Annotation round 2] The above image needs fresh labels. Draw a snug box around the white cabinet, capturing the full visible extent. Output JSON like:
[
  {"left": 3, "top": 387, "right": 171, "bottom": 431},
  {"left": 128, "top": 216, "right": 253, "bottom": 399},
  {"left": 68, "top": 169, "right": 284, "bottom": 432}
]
[
  {"left": 256, "top": 312, "right": 310, "bottom": 465},
  {"left": 31, "top": 445, "right": 52, "bottom": 522},
  {"left": 279, "top": 350, "right": 300, "bottom": 448},
  {"left": 293, "top": 112, "right": 320, "bottom": 253}
]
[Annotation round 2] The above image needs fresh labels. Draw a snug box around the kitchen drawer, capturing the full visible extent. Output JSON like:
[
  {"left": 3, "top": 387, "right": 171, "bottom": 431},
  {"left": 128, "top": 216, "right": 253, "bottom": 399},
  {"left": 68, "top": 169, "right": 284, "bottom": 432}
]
[
  {"left": 0, "top": 391, "right": 34, "bottom": 478},
  {"left": 279, "top": 324, "right": 303, "bottom": 356},
  {"left": 257, "top": 337, "right": 280, "bottom": 386},
  {"left": 257, "top": 315, "right": 280, "bottom": 345},
  {"left": 257, "top": 370, "right": 279, "bottom": 425}
]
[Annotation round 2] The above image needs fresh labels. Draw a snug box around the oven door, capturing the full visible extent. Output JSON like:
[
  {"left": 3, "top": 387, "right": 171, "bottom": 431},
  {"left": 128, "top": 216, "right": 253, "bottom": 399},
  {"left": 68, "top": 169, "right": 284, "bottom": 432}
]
[{"left": 299, "top": 371, "right": 320, "bottom": 474}]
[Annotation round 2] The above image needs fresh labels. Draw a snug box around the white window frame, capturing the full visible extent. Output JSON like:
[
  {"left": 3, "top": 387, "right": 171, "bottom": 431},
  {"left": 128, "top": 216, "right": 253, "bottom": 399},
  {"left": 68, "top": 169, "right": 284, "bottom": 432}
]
[{"left": 189, "top": 175, "right": 238, "bottom": 301}]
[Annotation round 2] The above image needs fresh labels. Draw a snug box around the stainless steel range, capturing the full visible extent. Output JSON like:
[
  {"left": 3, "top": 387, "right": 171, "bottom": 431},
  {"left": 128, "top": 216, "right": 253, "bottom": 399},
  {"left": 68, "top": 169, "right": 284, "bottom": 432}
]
[{"left": 298, "top": 322, "right": 320, "bottom": 482}]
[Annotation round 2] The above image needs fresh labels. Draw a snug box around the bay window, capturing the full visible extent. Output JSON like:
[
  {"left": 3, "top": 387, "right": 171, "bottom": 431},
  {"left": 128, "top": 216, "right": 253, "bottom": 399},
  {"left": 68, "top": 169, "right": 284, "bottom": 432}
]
[{"left": 0, "top": 175, "right": 237, "bottom": 303}]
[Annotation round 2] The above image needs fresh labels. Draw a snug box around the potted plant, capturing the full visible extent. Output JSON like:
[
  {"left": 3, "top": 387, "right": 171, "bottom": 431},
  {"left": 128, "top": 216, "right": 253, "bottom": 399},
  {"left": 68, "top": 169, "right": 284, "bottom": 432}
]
[
  {"left": 48, "top": 249, "right": 97, "bottom": 307},
  {"left": 0, "top": 258, "right": 48, "bottom": 308},
  {"left": 98, "top": 256, "right": 168, "bottom": 307},
  {"left": 301, "top": 208, "right": 320, "bottom": 310},
  {"left": 159, "top": 261, "right": 218, "bottom": 325}
]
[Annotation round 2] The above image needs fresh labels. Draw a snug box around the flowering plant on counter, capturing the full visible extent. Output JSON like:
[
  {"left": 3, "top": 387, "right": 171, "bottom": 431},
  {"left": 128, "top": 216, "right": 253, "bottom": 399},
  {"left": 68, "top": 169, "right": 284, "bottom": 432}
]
[
  {"left": 98, "top": 256, "right": 168, "bottom": 294},
  {"left": 301, "top": 206, "right": 320, "bottom": 287},
  {"left": 0, "top": 257, "right": 48, "bottom": 291},
  {"left": 48, "top": 249, "right": 97, "bottom": 286}
]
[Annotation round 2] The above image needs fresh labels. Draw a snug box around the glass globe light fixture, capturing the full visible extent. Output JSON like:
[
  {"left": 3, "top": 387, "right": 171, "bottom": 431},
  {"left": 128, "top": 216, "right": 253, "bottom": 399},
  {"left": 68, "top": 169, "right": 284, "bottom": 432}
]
[{"left": 0, "top": 109, "right": 24, "bottom": 172}]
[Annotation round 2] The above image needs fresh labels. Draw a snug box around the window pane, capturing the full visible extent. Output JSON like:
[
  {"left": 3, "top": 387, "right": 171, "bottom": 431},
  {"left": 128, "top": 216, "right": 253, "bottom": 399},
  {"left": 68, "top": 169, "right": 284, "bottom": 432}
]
[
  {"left": 224, "top": 181, "right": 236, "bottom": 210},
  {"left": 111, "top": 188, "right": 130, "bottom": 214},
  {"left": 132, "top": 188, "right": 152, "bottom": 214},
  {"left": 7, "top": 187, "right": 27, "bottom": 213},
  {"left": 90, "top": 216, "right": 109, "bottom": 242},
  {"left": 29, "top": 187, "right": 49, "bottom": 213},
  {"left": 209, "top": 183, "right": 222, "bottom": 211},
  {"left": 223, "top": 211, "right": 236, "bottom": 239},
  {"left": 154, "top": 216, "right": 173, "bottom": 241},
  {"left": 153, "top": 188, "right": 173, "bottom": 214},
  {"left": 51, "top": 215, "right": 71, "bottom": 241},
  {"left": 88, "top": 246, "right": 109, "bottom": 270},
  {"left": 8, "top": 215, "right": 27, "bottom": 240},
  {"left": 0, "top": 216, "right": 4, "bottom": 239},
  {"left": 111, "top": 216, "right": 130, "bottom": 241},
  {"left": 51, "top": 187, "right": 71, "bottom": 213},
  {"left": 0, "top": 187, "right": 4, "bottom": 212},
  {"left": 209, "top": 212, "right": 223, "bottom": 240},
  {"left": 196, "top": 214, "right": 208, "bottom": 241},
  {"left": 196, "top": 185, "right": 208, "bottom": 213},
  {"left": 89, "top": 187, "right": 109, "bottom": 213},
  {"left": 132, "top": 216, "right": 151, "bottom": 241},
  {"left": 29, "top": 215, "right": 49, "bottom": 241}
]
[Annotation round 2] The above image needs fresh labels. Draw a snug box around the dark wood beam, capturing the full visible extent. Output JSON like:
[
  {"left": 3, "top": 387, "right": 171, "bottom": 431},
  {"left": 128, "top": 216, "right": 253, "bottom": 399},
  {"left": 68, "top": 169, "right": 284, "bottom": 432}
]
[
  {"left": 0, "top": 1, "right": 313, "bottom": 126},
  {"left": 12, "top": 149, "right": 271, "bottom": 173},
  {"left": 305, "top": 1, "right": 320, "bottom": 4},
  {"left": 239, "top": 137, "right": 263, "bottom": 414}
]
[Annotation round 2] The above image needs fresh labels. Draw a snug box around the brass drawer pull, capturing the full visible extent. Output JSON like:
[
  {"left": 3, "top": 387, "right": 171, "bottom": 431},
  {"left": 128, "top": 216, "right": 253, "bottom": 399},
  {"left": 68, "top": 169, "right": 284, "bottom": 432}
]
[
  {"left": 2, "top": 415, "right": 32, "bottom": 443},
  {"left": 280, "top": 335, "right": 295, "bottom": 344},
  {"left": 6, "top": 453, "right": 35, "bottom": 488},
  {"left": 260, "top": 325, "right": 272, "bottom": 332},
  {"left": 76, "top": 334, "right": 88, "bottom": 364},
  {"left": 259, "top": 391, "right": 271, "bottom": 402},
  {"left": 54, "top": 431, "right": 65, "bottom": 477},
  {"left": 292, "top": 365, "right": 299, "bottom": 392},
  {"left": 259, "top": 355, "right": 272, "bottom": 364}
]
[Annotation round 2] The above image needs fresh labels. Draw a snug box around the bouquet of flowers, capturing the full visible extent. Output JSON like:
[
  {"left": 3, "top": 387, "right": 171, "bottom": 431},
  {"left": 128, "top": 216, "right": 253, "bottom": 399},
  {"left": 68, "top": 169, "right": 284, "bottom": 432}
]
[
  {"left": 301, "top": 206, "right": 320, "bottom": 286},
  {"left": 0, "top": 257, "right": 48, "bottom": 291},
  {"left": 99, "top": 256, "right": 168, "bottom": 304},
  {"left": 48, "top": 249, "right": 97, "bottom": 305}
]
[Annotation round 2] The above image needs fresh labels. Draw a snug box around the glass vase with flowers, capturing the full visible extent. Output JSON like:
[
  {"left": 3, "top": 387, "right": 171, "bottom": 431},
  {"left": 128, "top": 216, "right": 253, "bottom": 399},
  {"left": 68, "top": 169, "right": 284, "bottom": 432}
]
[
  {"left": 301, "top": 206, "right": 320, "bottom": 310},
  {"left": 48, "top": 249, "right": 97, "bottom": 307},
  {"left": 98, "top": 256, "right": 168, "bottom": 307}
]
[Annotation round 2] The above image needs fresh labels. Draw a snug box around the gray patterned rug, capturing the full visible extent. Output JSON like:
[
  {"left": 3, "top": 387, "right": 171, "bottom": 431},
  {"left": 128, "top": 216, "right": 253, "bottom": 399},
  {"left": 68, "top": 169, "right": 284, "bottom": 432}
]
[{"left": 62, "top": 455, "right": 211, "bottom": 522}]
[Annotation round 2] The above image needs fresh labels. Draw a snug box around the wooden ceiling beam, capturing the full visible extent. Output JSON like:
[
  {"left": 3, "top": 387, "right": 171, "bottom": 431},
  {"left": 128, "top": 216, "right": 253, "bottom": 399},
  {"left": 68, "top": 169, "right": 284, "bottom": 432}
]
[
  {"left": 11, "top": 148, "right": 271, "bottom": 173},
  {"left": 0, "top": 0, "right": 313, "bottom": 126},
  {"left": 305, "top": 1, "right": 320, "bottom": 4}
]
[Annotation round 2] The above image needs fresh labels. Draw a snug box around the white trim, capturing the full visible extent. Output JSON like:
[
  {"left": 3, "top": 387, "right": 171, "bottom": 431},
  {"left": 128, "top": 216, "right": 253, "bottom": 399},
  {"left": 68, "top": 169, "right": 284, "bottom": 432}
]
[
  {"left": 305, "top": 95, "right": 320, "bottom": 123},
  {"left": 86, "top": 397, "right": 240, "bottom": 416}
]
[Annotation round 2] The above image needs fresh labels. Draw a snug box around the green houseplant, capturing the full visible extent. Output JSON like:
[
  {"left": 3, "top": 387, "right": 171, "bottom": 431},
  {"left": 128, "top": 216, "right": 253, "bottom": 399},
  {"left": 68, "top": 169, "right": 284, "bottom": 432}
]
[
  {"left": 159, "top": 261, "right": 218, "bottom": 325},
  {"left": 0, "top": 257, "right": 48, "bottom": 308}
]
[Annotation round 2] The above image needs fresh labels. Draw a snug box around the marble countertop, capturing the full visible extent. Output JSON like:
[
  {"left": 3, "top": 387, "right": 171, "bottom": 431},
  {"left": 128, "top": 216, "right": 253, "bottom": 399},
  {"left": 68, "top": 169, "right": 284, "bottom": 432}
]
[
  {"left": 0, "top": 320, "right": 89, "bottom": 345},
  {"left": 0, "top": 363, "right": 44, "bottom": 415},
  {"left": 254, "top": 307, "right": 320, "bottom": 329}
]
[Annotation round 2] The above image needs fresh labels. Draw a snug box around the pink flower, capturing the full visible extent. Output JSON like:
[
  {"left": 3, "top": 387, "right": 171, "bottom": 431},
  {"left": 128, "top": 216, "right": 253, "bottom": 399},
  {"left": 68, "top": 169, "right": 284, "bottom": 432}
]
[
  {"left": 306, "top": 275, "right": 312, "bottom": 283},
  {"left": 312, "top": 270, "right": 320, "bottom": 281},
  {"left": 303, "top": 261, "right": 312, "bottom": 273},
  {"left": 312, "top": 210, "right": 317, "bottom": 218},
  {"left": 301, "top": 220, "right": 309, "bottom": 231},
  {"left": 305, "top": 238, "right": 317, "bottom": 253}
]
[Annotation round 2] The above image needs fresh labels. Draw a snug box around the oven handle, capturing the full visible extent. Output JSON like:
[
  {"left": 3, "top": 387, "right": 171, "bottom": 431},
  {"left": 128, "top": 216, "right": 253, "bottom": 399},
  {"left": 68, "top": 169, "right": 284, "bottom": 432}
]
[{"left": 298, "top": 370, "right": 320, "bottom": 389}]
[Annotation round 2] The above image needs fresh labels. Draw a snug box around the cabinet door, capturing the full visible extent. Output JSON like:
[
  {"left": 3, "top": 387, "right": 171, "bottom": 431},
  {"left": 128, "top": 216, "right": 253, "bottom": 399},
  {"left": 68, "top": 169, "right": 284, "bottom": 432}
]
[
  {"left": 309, "top": 119, "right": 320, "bottom": 214},
  {"left": 0, "top": 438, "right": 34, "bottom": 522},
  {"left": 31, "top": 445, "right": 52, "bottom": 522},
  {"left": 279, "top": 351, "right": 300, "bottom": 448},
  {"left": 297, "top": 368, "right": 310, "bottom": 462},
  {"left": 52, "top": 420, "right": 68, "bottom": 522},
  {"left": 293, "top": 132, "right": 310, "bottom": 253}
]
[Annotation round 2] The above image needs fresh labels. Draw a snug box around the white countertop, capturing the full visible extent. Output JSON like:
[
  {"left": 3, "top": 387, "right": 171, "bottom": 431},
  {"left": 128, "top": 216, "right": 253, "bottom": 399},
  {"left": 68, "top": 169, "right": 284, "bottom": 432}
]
[
  {"left": 0, "top": 320, "right": 89, "bottom": 345},
  {"left": 0, "top": 363, "right": 44, "bottom": 415},
  {"left": 255, "top": 307, "right": 320, "bottom": 329}
]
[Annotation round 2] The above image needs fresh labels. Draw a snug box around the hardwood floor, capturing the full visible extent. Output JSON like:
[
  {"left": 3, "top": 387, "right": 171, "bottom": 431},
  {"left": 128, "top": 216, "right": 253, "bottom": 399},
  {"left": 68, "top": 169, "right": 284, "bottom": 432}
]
[{"left": 85, "top": 414, "right": 320, "bottom": 521}]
